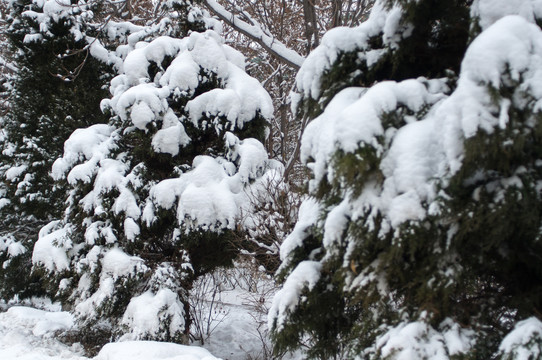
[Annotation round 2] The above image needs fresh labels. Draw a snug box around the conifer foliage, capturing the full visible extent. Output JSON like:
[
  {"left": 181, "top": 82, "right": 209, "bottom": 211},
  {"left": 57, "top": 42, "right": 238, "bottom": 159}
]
[
  {"left": 270, "top": 0, "right": 542, "bottom": 358},
  {"left": 32, "top": 0, "right": 279, "bottom": 346},
  {"left": 0, "top": 0, "right": 110, "bottom": 300}
]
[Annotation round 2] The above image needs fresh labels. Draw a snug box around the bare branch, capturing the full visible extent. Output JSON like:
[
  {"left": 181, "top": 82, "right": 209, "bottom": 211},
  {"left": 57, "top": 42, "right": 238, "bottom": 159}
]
[{"left": 203, "top": 0, "right": 305, "bottom": 70}]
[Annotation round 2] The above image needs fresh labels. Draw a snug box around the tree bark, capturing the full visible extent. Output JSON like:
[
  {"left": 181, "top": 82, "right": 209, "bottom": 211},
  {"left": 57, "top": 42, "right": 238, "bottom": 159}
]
[{"left": 301, "top": 0, "right": 319, "bottom": 53}]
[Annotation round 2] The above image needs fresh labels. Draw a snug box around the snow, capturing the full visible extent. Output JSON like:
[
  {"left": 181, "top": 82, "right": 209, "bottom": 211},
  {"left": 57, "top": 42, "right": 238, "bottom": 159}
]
[
  {"left": 89, "top": 40, "right": 118, "bottom": 68},
  {"left": 279, "top": 197, "right": 320, "bottom": 264},
  {"left": 108, "top": 32, "right": 273, "bottom": 147},
  {"left": 498, "top": 317, "right": 542, "bottom": 359},
  {"left": 71, "top": 247, "right": 149, "bottom": 324},
  {"left": 149, "top": 155, "right": 240, "bottom": 229},
  {"left": 322, "top": 199, "right": 350, "bottom": 252},
  {"left": 374, "top": 322, "right": 448, "bottom": 360},
  {"left": 123, "top": 37, "right": 178, "bottom": 84},
  {"left": 0, "top": 264, "right": 303, "bottom": 360},
  {"left": 294, "top": 0, "right": 392, "bottom": 100},
  {"left": 186, "top": 266, "right": 301, "bottom": 360},
  {"left": 17, "top": 0, "right": 115, "bottom": 71},
  {"left": 471, "top": 0, "right": 542, "bottom": 30},
  {"left": 380, "top": 118, "right": 442, "bottom": 227},
  {"left": 332, "top": 80, "right": 437, "bottom": 153},
  {"left": 186, "top": 88, "right": 243, "bottom": 125},
  {"left": 0, "top": 306, "right": 83, "bottom": 360},
  {"left": 161, "top": 51, "right": 201, "bottom": 90},
  {"left": 123, "top": 218, "right": 141, "bottom": 241},
  {"left": 227, "top": 135, "right": 270, "bottom": 181},
  {"left": 5, "top": 1, "right": 542, "bottom": 359},
  {"left": 273, "top": 7, "right": 542, "bottom": 358},
  {"left": 121, "top": 290, "right": 186, "bottom": 341},
  {"left": 147, "top": 133, "right": 278, "bottom": 232},
  {"left": 268, "top": 261, "right": 322, "bottom": 331},
  {"left": 41, "top": 0, "right": 72, "bottom": 22},
  {"left": 440, "top": 319, "right": 476, "bottom": 356},
  {"left": 299, "top": 86, "right": 365, "bottom": 186},
  {"left": 101, "top": 247, "right": 145, "bottom": 277},
  {"left": 5, "top": 165, "right": 27, "bottom": 181},
  {"left": 31, "top": 5, "right": 281, "bottom": 345},
  {"left": 114, "top": 84, "right": 169, "bottom": 127},
  {"left": 461, "top": 15, "right": 542, "bottom": 92},
  {"left": 0, "top": 200, "right": 8, "bottom": 212},
  {"left": 178, "top": 42, "right": 273, "bottom": 128},
  {"left": 32, "top": 222, "right": 71, "bottom": 272},
  {"left": 94, "top": 159, "right": 129, "bottom": 194},
  {"left": 0, "top": 306, "right": 221, "bottom": 360},
  {"left": 203, "top": 0, "right": 304, "bottom": 69},
  {"left": 382, "top": 4, "right": 413, "bottom": 49},
  {"left": 130, "top": 101, "right": 157, "bottom": 130},
  {"left": 369, "top": 319, "right": 476, "bottom": 360},
  {"left": 0, "top": 235, "right": 26, "bottom": 258},
  {"left": 293, "top": 14, "right": 542, "bottom": 244},
  {"left": 114, "top": 188, "right": 141, "bottom": 219},
  {"left": 299, "top": 78, "right": 444, "bottom": 231},
  {"left": 96, "top": 341, "right": 219, "bottom": 360},
  {"left": 52, "top": 124, "right": 114, "bottom": 182},
  {"left": 152, "top": 123, "right": 191, "bottom": 156},
  {"left": 178, "top": 180, "right": 239, "bottom": 230}
]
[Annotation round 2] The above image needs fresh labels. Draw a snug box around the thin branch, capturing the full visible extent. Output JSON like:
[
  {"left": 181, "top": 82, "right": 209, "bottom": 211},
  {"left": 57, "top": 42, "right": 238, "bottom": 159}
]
[{"left": 203, "top": 0, "right": 304, "bottom": 70}]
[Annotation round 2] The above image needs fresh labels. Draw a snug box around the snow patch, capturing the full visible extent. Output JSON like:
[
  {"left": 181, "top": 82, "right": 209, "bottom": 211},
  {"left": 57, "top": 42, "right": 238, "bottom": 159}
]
[{"left": 95, "top": 341, "right": 220, "bottom": 360}]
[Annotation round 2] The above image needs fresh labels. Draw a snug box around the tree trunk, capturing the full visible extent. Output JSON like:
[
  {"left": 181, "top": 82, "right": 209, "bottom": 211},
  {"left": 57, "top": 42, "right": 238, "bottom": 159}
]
[{"left": 301, "top": 0, "right": 319, "bottom": 53}]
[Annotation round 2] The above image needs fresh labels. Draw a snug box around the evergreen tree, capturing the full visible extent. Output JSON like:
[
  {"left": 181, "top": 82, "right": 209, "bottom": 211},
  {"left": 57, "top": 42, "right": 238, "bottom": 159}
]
[
  {"left": 0, "top": 0, "right": 111, "bottom": 300},
  {"left": 32, "top": 0, "right": 279, "bottom": 349},
  {"left": 270, "top": 0, "right": 542, "bottom": 358}
]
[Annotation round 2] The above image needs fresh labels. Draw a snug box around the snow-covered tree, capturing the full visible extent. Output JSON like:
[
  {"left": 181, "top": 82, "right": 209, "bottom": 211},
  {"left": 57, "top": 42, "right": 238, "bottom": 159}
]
[
  {"left": 0, "top": 0, "right": 112, "bottom": 300},
  {"left": 204, "top": 0, "right": 376, "bottom": 182},
  {"left": 32, "top": 0, "right": 280, "bottom": 348},
  {"left": 270, "top": 0, "right": 542, "bottom": 358}
]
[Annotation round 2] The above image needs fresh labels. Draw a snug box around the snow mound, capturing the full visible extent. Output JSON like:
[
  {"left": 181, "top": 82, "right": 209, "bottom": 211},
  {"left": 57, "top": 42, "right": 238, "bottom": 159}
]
[
  {"left": 0, "top": 306, "right": 223, "bottom": 360},
  {"left": 0, "top": 306, "right": 83, "bottom": 360},
  {"left": 4, "top": 306, "right": 74, "bottom": 337},
  {"left": 95, "top": 341, "right": 221, "bottom": 360}
]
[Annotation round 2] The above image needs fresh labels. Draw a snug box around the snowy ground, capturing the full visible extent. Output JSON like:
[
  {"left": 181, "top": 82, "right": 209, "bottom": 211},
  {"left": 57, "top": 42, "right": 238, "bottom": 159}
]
[
  {"left": 0, "top": 267, "right": 301, "bottom": 360},
  {"left": 187, "top": 266, "right": 301, "bottom": 360},
  {"left": 0, "top": 304, "right": 221, "bottom": 360},
  {"left": 0, "top": 303, "right": 87, "bottom": 360}
]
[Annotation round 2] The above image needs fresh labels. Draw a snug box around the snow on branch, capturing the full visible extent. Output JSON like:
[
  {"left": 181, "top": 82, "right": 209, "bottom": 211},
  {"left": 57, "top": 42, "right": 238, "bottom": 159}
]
[
  {"left": 203, "top": 0, "right": 305, "bottom": 70},
  {"left": 0, "top": 57, "right": 17, "bottom": 73}
]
